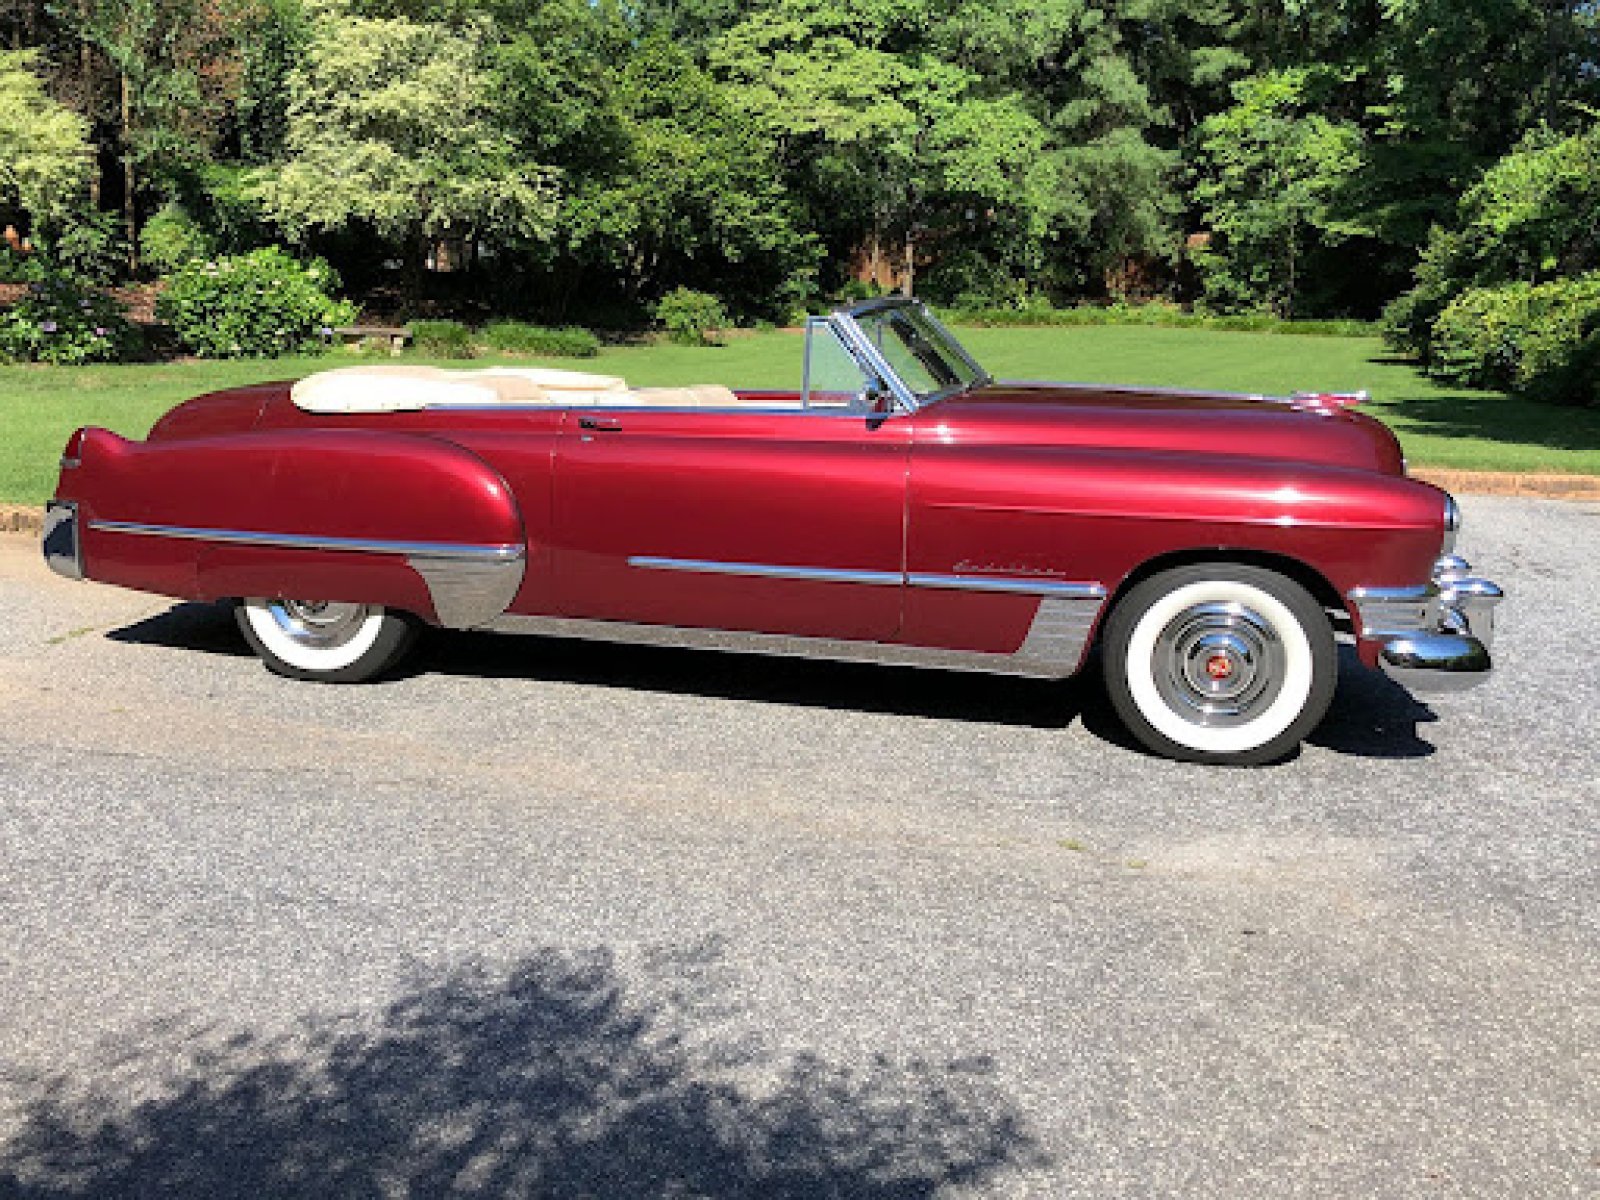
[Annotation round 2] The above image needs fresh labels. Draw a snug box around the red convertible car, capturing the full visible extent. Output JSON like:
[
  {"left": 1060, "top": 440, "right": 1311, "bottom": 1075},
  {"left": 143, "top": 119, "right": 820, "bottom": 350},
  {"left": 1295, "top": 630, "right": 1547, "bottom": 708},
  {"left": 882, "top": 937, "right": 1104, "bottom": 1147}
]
[{"left": 43, "top": 298, "right": 1501, "bottom": 765}]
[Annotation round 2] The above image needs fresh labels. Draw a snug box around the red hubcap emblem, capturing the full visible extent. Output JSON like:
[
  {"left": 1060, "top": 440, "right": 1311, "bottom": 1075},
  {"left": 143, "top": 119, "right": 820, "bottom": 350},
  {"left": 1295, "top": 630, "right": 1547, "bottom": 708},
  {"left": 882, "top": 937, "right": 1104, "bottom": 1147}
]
[{"left": 1205, "top": 654, "right": 1234, "bottom": 681}]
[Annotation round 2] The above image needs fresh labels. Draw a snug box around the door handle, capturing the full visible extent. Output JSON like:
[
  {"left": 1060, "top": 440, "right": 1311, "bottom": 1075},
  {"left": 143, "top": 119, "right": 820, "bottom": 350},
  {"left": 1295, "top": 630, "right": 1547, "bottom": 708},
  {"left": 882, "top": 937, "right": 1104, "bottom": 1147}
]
[{"left": 578, "top": 415, "right": 623, "bottom": 432}]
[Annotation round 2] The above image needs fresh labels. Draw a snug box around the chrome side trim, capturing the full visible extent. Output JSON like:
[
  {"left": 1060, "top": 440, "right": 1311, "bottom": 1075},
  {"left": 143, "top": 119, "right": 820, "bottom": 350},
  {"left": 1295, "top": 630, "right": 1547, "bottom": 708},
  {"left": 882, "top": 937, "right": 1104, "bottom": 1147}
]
[
  {"left": 87, "top": 520, "right": 523, "bottom": 563},
  {"left": 410, "top": 554, "right": 527, "bottom": 629},
  {"left": 628, "top": 556, "right": 902, "bottom": 588},
  {"left": 909, "top": 573, "right": 1107, "bottom": 600},
  {"left": 629, "top": 555, "right": 1107, "bottom": 601},
  {"left": 42, "top": 501, "right": 84, "bottom": 581},
  {"left": 484, "top": 604, "right": 1104, "bottom": 680}
]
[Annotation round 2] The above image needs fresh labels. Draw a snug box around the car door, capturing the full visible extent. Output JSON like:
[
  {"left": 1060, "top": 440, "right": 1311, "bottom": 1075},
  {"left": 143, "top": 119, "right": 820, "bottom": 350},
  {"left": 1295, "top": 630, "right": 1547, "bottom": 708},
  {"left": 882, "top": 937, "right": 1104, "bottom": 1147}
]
[{"left": 551, "top": 401, "right": 911, "bottom": 642}]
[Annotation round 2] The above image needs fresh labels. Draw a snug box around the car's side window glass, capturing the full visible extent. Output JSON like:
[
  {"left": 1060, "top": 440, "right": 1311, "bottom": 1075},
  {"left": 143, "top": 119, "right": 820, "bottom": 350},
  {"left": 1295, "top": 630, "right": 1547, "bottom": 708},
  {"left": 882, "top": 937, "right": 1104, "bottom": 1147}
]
[{"left": 802, "top": 319, "right": 878, "bottom": 411}]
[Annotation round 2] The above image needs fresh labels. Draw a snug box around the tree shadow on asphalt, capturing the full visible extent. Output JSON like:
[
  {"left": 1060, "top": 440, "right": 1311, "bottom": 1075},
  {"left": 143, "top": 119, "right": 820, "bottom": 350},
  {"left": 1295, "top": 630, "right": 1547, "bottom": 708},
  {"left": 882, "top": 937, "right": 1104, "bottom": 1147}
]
[
  {"left": 107, "top": 604, "right": 1437, "bottom": 759},
  {"left": 0, "top": 942, "right": 1041, "bottom": 1199}
]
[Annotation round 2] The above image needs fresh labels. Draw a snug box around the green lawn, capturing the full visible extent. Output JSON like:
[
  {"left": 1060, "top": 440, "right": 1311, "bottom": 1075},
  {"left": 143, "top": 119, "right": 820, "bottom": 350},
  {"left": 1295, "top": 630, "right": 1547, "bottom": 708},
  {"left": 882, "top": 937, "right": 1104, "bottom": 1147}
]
[{"left": 4, "top": 325, "right": 1598, "bottom": 504}]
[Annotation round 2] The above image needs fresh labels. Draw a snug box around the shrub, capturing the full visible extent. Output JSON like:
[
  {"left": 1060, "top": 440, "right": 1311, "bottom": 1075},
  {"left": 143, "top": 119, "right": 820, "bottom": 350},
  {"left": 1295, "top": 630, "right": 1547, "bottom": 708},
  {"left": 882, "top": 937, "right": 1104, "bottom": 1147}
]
[
  {"left": 481, "top": 320, "right": 599, "bottom": 357},
  {"left": 411, "top": 319, "right": 476, "bottom": 359},
  {"left": 140, "top": 202, "right": 215, "bottom": 272},
  {"left": 0, "top": 271, "right": 141, "bottom": 364},
  {"left": 654, "top": 287, "right": 728, "bottom": 345},
  {"left": 1429, "top": 275, "right": 1600, "bottom": 405},
  {"left": 157, "top": 248, "right": 355, "bottom": 358},
  {"left": 33, "top": 208, "right": 128, "bottom": 286}
]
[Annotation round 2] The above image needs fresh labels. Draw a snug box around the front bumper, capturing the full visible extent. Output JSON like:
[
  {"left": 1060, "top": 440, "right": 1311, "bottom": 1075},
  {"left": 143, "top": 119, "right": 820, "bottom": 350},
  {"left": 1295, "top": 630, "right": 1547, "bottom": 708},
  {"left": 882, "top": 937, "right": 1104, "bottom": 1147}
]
[
  {"left": 42, "top": 500, "right": 84, "bottom": 581},
  {"left": 1349, "top": 555, "right": 1502, "bottom": 693}
]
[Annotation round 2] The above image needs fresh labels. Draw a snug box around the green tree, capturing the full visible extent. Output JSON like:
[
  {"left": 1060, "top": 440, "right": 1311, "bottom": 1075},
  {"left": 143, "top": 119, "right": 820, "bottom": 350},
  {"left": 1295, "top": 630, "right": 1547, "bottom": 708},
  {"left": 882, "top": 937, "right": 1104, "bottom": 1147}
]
[
  {"left": 712, "top": 0, "right": 1058, "bottom": 298},
  {"left": 1386, "top": 121, "right": 1600, "bottom": 358},
  {"left": 0, "top": 48, "right": 93, "bottom": 225},
  {"left": 59, "top": 0, "right": 244, "bottom": 266},
  {"left": 1192, "top": 68, "right": 1365, "bottom": 315},
  {"left": 558, "top": 35, "right": 816, "bottom": 316},
  {"left": 256, "top": 5, "right": 559, "bottom": 273}
]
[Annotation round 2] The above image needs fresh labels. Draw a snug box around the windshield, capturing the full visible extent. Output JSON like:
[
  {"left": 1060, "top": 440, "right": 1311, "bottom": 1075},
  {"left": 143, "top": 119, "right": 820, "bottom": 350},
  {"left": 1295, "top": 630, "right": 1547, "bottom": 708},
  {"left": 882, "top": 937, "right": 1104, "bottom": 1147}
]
[{"left": 849, "top": 302, "right": 987, "bottom": 405}]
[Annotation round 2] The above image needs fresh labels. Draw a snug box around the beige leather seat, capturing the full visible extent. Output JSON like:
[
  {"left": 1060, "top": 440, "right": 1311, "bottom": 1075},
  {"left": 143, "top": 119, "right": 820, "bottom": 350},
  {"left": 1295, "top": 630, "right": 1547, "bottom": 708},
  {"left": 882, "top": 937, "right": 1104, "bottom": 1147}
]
[
  {"left": 291, "top": 365, "right": 775, "bottom": 413},
  {"left": 292, "top": 365, "right": 629, "bottom": 413}
]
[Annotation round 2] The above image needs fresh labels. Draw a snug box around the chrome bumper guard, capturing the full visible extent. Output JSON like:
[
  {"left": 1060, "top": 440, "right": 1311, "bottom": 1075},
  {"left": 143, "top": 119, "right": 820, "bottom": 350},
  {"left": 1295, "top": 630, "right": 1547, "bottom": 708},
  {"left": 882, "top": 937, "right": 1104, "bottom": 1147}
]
[
  {"left": 1349, "top": 555, "right": 1503, "bottom": 693},
  {"left": 42, "top": 500, "right": 85, "bottom": 581}
]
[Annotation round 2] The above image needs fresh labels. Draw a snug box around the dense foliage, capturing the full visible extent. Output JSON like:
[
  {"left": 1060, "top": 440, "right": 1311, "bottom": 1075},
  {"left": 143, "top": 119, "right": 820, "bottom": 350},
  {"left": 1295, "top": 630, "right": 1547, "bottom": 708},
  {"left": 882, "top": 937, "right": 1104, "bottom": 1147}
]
[
  {"left": 0, "top": 0, "right": 1595, "bottom": 353},
  {"left": 156, "top": 248, "right": 355, "bottom": 357},
  {"left": 1385, "top": 126, "right": 1600, "bottom": 405},
  {"left": 0, "top": 271, "right": 140, "bottom": 365}
]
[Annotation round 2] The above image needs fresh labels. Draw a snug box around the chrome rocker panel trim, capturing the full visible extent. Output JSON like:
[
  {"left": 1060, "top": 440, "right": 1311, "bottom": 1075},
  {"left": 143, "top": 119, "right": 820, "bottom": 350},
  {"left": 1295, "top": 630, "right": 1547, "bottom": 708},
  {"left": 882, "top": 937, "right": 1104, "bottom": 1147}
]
[
  {"left": 485, "top": 608, "right": 1104, "bottom": 679},
  {"left": 85, "top": 518, "right": 526, "bottom": 631},
  {"left": 1349, "top": 554, "right": 1503, "bottom": 693}
]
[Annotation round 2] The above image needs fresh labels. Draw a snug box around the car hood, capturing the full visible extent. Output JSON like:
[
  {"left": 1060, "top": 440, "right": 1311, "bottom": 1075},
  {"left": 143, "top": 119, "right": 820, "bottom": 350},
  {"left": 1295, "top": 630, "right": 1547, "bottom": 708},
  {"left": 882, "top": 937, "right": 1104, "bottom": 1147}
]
[{"left": 924, "top": 382, "right": 1406, "bottom": 476}]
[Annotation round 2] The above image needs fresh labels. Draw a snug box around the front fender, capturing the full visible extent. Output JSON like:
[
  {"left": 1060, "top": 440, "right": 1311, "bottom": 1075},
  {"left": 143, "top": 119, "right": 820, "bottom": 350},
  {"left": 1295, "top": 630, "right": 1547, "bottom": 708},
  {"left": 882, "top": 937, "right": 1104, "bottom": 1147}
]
[{"left": 57, "top": 427, "right": 526, "bottom": 627}]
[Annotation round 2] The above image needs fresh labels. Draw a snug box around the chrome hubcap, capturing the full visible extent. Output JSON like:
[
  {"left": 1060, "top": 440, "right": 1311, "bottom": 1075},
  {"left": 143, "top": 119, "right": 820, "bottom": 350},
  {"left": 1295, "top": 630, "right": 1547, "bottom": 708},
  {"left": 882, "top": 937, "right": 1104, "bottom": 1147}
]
[
  {"left": 266, "top": 599, "right": 373, "bottom": 649},
  {"left": 1154, "top": 602, "right": 1284, "bottom": 726}
]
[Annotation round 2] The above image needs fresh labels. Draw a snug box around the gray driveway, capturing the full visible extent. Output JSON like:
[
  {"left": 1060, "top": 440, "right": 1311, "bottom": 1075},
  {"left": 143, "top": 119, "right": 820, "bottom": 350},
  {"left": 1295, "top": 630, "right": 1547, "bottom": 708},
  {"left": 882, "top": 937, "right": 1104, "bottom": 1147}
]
[{"left": 0, "top": 494, "right": 1594, "bottom": 1197}]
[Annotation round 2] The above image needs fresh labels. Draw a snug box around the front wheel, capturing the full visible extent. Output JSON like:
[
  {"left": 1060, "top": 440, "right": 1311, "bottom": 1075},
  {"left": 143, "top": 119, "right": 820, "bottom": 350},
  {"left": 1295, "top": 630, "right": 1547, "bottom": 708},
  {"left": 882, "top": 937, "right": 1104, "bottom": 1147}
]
[
  {"left": 1102, "top": 564, "right": 1336, "bottom": 766},
  {"left": 236, "top": 598, "right": 418, "bottom": 683}
]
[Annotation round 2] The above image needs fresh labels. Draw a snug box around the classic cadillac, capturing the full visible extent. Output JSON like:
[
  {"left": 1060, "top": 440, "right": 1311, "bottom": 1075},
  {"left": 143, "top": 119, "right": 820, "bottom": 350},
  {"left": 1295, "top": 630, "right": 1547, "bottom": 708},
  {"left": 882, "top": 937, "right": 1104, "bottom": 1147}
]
[{"left": 43, "top": 298, "right": 1502, "bottom": 765}]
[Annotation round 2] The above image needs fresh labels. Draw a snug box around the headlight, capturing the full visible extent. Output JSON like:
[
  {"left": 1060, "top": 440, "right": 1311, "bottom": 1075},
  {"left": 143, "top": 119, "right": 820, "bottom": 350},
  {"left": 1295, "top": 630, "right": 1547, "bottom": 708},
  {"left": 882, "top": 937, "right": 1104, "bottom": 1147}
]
[{"left": 1442, "top": 493, "right": 1461, "bottom": 555}]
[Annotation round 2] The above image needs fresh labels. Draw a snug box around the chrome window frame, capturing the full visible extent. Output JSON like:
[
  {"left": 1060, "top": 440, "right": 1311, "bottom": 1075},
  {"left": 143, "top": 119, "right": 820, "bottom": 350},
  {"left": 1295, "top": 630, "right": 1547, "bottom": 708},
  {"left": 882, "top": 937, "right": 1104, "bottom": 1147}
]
[{"left": 827, "top": 297, "right": 992, "bottom": 413}]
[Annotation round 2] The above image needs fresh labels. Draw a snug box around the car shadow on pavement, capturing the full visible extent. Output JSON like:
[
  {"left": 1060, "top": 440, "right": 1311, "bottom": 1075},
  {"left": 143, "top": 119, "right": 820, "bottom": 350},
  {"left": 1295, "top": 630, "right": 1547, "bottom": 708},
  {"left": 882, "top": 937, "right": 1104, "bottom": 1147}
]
[
  {"left": 0, "top": 942, "right": 1041, "bottom": 1199},
  {"left": 106, "top": 600, "right": 254, "bottom": 658},
  {"left": 104, "top": 605, "right": 1437, "bottom": 758},
  {"left": 1306, "top": 649, "right": 1439, "bottom": 760}
]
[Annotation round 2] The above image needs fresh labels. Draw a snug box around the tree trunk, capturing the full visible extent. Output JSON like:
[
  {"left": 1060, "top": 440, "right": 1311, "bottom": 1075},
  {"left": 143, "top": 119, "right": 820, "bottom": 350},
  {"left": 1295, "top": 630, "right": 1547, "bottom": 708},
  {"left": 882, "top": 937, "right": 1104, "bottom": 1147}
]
[
  {"left": 901, "top": 230, "right": 915, "bottom": 297},
  {"left": 80, "top": 12, "right": 99, "bottom": 208},
  {"left": 121, "top": 69, "right": 137, "bottom": 269}
]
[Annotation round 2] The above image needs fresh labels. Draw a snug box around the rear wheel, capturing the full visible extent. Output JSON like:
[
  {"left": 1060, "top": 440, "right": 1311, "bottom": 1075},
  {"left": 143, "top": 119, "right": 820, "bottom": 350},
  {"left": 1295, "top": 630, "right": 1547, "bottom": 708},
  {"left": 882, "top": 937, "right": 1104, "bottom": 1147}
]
[
  {"left": 1102, "top": 564, "right": 1336, "bottom": 765},
  {"left": 236, "top": 597, "right": 417, "bottom": 683}
]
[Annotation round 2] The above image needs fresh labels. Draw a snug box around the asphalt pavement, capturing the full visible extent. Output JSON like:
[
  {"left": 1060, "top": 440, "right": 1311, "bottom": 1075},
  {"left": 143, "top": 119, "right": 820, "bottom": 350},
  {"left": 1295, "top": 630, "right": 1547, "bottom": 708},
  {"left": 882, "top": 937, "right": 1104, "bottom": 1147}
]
[{"left": 0, "top": 494, "right": 1594, "bottom": 1198}]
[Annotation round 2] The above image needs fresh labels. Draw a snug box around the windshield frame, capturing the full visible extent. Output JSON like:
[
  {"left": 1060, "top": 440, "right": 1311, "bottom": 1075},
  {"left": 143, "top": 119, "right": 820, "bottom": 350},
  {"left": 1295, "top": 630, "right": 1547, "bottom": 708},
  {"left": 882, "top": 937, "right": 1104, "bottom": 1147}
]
[{"left": 828, "top": 298, "right": 991, "bottom": 413}]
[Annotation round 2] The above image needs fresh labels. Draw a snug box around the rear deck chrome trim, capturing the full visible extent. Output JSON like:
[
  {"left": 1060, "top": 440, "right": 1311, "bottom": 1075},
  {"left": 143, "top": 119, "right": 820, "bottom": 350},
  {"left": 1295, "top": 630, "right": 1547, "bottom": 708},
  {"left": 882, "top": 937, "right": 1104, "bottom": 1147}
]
[{"left": 87, "top": 520, "right": 523, "bottom": 563}]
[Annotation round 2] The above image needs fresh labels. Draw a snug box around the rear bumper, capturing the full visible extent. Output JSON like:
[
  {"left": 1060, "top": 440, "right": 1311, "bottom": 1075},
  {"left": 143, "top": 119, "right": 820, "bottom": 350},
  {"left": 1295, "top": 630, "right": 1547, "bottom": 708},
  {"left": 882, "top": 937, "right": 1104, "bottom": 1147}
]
[
  {"left": 1349, "top": 555, "right": 1502, "bottom": 693},
  {"left": 42, "top": 500, "right": 84, "bottom": 581}
]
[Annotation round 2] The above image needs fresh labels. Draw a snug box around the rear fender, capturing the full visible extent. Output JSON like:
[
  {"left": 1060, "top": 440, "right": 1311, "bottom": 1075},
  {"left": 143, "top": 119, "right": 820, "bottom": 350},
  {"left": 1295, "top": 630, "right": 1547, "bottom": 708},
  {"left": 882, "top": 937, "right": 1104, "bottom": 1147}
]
[{"left": 59, "top": 427, "right": 526, "bottom": 627}]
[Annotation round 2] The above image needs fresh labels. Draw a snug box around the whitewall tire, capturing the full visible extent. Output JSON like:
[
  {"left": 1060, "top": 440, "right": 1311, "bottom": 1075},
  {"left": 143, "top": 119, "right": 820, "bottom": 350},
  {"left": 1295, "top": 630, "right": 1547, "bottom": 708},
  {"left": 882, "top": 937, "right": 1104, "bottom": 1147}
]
[
  {"left": 236, "top": 598, "right": 418, "bottom": 683},
  {"left": 1102, "top": 565, "right": 1336, "bottom": 765}
]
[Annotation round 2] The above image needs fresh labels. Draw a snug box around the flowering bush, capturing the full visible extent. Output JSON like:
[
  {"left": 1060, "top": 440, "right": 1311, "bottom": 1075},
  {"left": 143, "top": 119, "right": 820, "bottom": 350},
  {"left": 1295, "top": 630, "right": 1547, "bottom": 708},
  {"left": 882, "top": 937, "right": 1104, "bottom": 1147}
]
[
  {"left": 0, "top": 272, "right": 141, "bottom": 364},
  {"left": 157, "top": 248, "right": 356, "bottom": 358}
]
